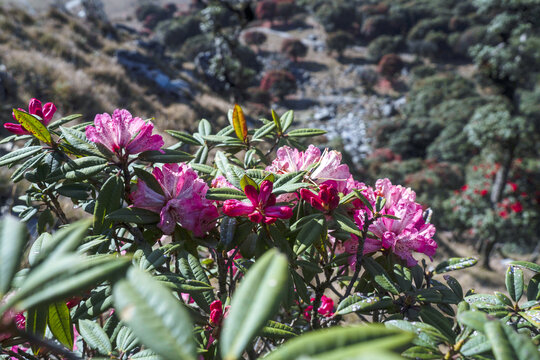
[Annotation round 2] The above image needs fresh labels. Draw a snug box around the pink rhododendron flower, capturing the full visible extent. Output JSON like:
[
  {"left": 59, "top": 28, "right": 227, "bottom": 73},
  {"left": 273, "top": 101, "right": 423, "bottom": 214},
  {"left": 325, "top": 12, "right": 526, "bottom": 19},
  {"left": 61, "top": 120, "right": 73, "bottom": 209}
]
[
  {"left": 345, "top": 179, "right": 437, "bottom": 267},
  {"left": 300, "top": 181, "right": 340, "bottom": 213},
  {"left": 211, "top": 175, "right": 234, "bottom": 189},
  {"left": 267, "top": 145, "right": 352, "bottom": 193},
  {"left": 85, "top": 109, "right": 164, "bottom": 156},
  {"left": 209, "top": 300, "right": 226, "bottom": 326},
  {"left": 132, "top": 163, "right": 218, "bottom": 236},
  {"left": 303, "top": 295, "right": 334, "bottom": 321},
  {"left": 4, "top": 98, "right": 56, "bottom": 135},
  {"left": 223, "top": 180, "right": 293, "bottom": 224}
]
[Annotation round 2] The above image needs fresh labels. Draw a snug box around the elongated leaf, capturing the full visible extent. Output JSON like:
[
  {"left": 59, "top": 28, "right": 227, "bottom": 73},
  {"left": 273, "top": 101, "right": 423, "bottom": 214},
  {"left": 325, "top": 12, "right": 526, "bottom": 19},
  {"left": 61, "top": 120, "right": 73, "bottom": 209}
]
[
  {"left": 510, "top": 261, "right": 540, "bottom": 274},
  {"left": 26, "top": 304, "right": 48, "bottom": 354},
  {"left": 11, "top": 151, "right": 48, "bottom": 182},
  {"left": 155, "top": 274, "right": 213, "bottom": 293},
  {"left": 48, "top": 301, "right": 73, "bottom": 349},
  {"left": 0, "top": 145, "right": 42, "bottom": 166},
  {"left": 264, "top": 324, "right": 413, "bottom": 360},
  {"left": 94, "top": 176, "right": 123, "bottom": 234},
  {"left": 334, "top": 213, "right": 362, "bottom": 236},
  {"left": 10, "top": 254, "right": 130, "bottom": 311},
  {"left": 138, "top": 149, "right": 193, "bottom": 163},
  {"left": 461, "top": 334, "right": 491, "bottom": 356},
  {"left": 13, "top": 109, "right": 52, "bottom": 144},
  {"left": 72, "top": 287, "right": 113, "bottom": 320},
  {"left": 402, "top": 346, "right": 442, "bottom": 359},
  {"left": 60, "top": 126, "right": 104, "bottom": 157},
  {"left": 107, "top": 207, "right": 160, "bottom": 225},
  {"left": 206, "top": 187, "right": 245, "bottom": 200},
  {"left": 363, "top": 257, "right": 400, "bottom": 295},
  {"left": 501, "top": 320, "right": 540, "bottom": 360},
  {"left": 252, "top": 122, "right": 276, "bottom": 140},
  {"left": 31, "top": 218, "right": 92, "bottom": 266},
  {"left": 286, "top": 128, "right": 326, "bottom": 138},
  {"left": 519, "top": 309, "right": 540, "bottom": 328},
  {"left": 527, "top": 274, "right": 540, "bottom": 301},
  {"left": 46, "top": 156, "right": 108, "bottom": 182},
  {"left": 484, "top": 321, "right": 516, "bottom": 360},
  {"left": 178, "top": 252, "right": 213, "bottom": 313},
  {"left": 336, "top": 295, "right": 394, "bottom": 315},
  {"left": 394, "top": 264, "right": 412, "bottom": 291},
  {"left": 261, "top": 321, "right": 297, "bottom": 339},
  {"left": 293, "top": 214, "right": 325, "bottom": 255},
  {"left": 134, "top": 167, "right": 164, "bottom": 196},
  {"left": 130, "top": 349, "right": 163, "bottom": 360},
  {"left": 271, "top": 109, "right": 282, "bottom": 134},
  {"left": 47, "top": 114, "right": 82, "bottom": 130},
  {"left": 386, "top": 320, "right": 448, "bottom": 348},
  {"left": 419, "top": 306, "right": 455, "bottom": 342},
  {"left": 117, "top": 326, "right": 139, "bottom": 353},
  {"left": 79, "top": 319, "right": 112, "bottom": 355},
  {"left": 0, "top": 216, "right": 27, "bottom": 296},
  {"left": 232, "top": 104, "right": 248, "bottom": 142},
  {"left": 113, "top": 267, "right": 196, "bottom": 360},
  {"left": 506, "top": 266, "right": 524, "bottom": 302},
  {"left": 166, "top": 130, "right": 202, "bottom": 145},
  {"left": 221, "top": 249, "right": 289, "bottom": 360},
  {"left": 434, "top": 257, "right": 477, "bottom": 274}
]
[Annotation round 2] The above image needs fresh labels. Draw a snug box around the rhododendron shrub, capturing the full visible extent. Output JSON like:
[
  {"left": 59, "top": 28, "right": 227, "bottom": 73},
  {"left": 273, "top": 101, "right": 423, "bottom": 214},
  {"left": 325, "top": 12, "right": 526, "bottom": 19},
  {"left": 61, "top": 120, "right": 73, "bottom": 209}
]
[{"left": 0, "top": 101, "right": 538, "bottom": 360}]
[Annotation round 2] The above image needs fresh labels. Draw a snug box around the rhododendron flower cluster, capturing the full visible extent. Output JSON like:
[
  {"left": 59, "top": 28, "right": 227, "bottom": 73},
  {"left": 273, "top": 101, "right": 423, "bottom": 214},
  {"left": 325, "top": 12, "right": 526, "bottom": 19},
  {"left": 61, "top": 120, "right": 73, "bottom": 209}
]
[
  {"left": 85, "top": 109, "right": 164, "bottom": 156},
  {"left": 5, "top": 98, "right": 56, "bottom": 135},
  {"left": 342, "top": 179, "right": 437, "bottom": 267},
  {"left": 132, "top": 163, "right": 218, "bottom": 236},
  {"left": 300, "top": 181, "right": 340, "bottom": 213},
  {"left": 223, "top": 180, "right": 293, "bottom": 224},
  {"left": 267, "top": 145, "right": 352, "bottom": 193}
]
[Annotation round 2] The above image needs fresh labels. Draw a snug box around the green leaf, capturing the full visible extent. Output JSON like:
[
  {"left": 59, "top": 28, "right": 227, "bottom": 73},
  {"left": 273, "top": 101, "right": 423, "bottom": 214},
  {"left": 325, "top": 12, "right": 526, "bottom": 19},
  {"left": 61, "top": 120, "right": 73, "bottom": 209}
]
[
  {"left": 178, "top": 252, "right": 213, "bottom": 313},
  {"left": 336, "top": 295, "right": 394, "bottom": 315},
  {"left": 154, "top": 274, "right": 213, "bottom": 293},
  {"left": 261, "top": 321, "right": 297, "bottom": 339},
  {"left": 253, "top": 121, "right": 276, "bottom": 140},
  {"left": 11, "top": 151, "right": 48, "bottom": 182},
  {"left": 506, "top": 266, "right": 524, "bottom": 302},
  {"left": 116, "top": 326, "right": 139, "bottom": 353},
  {"left": 47, "top": 114, "right": 82, "bottom": 130},
  {"left": 78, "top": 319, "right": 112, "bottom": 355},
  {"left": 0, "top": 145, "right": 42, "bottom": 166},
  {"left": 13, "top": 109, "right": 52, "bottom": 144},
  {"left": 11, "top": 254, "right": 130, "bottom": 311},
  {"left": 363, "top": 257, "right": 400, "bottom": 295},
  {"left": 510, "top": 261, "right": 540, "bottom": 274},
  {"left": 484, "top": 321, "right": 516, "bottom": 360},
  {"left": 26, "top": 304, "right": 48, "bottom": 354},
  {"left": 130, "top": 349, "right": 163, "bottom": 360},
  {"left": 386, "top": 320, "right": 448, "bottom": 348},
  {"left": 138, "top": 149, "right": 193, "bottom": 163},
  {"left": 293, "top": 214, "right": 326, "bottom": 256},
  {"left": 94, "top": 176, "right": 123, "bottom": 234},
  {"left": 113, "top": 267, "right": 196, "bottom": 360},
  {"left": 286, "top": 128, "right": 326, "bottom": 137},
  {"left": 264, "top": 324, "right": 413, "bottom": 360},
  {"left": 280, "top": 110, "right": 294, "bottom": 132},
  {"left": 134, "top": 167, "right": 165, "bottom": 196},
  {"left": 375, "top": 196, "right": 386, "bottom": 212},
  {"left": 419, "top": 306, "right": 455, "bottom": 342},
  {"left": 56, "top": 183, "right": 92, "bottom": 199},
  {"left": 353, "top": 190, "right": 374, "bottom": 213},
  {"left": 444, "top": 275, "right": 463, "bottom": 300},
  {"left": 165, "top": 130, "right": 202, "bottom": 145},
  {"left": 60, "top": 126, "right": 104, "bottom": 157},
  {"left": 190, "top": 163, "right": 215, "bottom": 175},
  {"left": 72, "top": 287, "right": 113, "bottom": 320},
  {"left": 461, "top": 334, "right": 491, "bottom": 356},
  {"left": 402, "top": 346, "right": 442, "bottom": 359},
  {"left": 239, "top": 174, "right": 258, "bottom": 191},
  {"left": 334, "top": 213, "right": 362, "bottom": 236},
  {"left": 0, "top": 216, "right": 27, "bottom": 296},
  {"left": 527, "top": 274, "right": 540, "bottom": 301},
  {"left": 434, "top": 257, "right": 477, "bottom": 274},
  {"left": 48, "top": 301, "right": 74, "bottom": 349},
  {"left": 271, "top": 109, "right": 283, "bottom": 134},
  {"left": 107, "top": 207, "right": 160, "bottom": 225},
  {"left": 519, "top": 309, "right": 540, "bottom": 329},
  {"left": 46, "top": 156, "right": 108, "bottom": 182},
  {"left": 394, "top": 264, "right": 412, "bottom": 291},
  {"left": 198, "top": 118, "right": 212, "bottom": 136},
  {"left": 221, "top": 249, "right": 289, "bottom": 360}
]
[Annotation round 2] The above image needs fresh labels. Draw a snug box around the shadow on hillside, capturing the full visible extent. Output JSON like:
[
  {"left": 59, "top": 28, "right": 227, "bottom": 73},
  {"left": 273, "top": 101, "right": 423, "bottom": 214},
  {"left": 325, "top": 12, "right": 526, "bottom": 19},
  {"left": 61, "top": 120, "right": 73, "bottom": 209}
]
[
  {"left": 282, "top": 98, "right": 318, "bottom": 110},
  {"left": 338, "top": 56, "right": 370, "bottom": 66},
  {"left": 295, "top": 60, "right": 328, "bottom": 72}
]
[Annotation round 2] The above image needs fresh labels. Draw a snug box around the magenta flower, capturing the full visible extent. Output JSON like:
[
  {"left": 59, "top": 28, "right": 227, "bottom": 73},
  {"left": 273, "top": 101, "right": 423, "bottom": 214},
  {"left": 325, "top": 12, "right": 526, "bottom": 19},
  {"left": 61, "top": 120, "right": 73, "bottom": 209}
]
[
  {"left": 131, "top": 163, "right": 219, "bottom": 236},
  {"left": 300, "top": 181, "right": 340, "bottom": 213},
  {"left": 303, "top": 295, "right": 335, "bottom": 321},
  {"left": 222, "top": 180, "right": 293, "bottom": 224},
  {"left": 85, "top": 109, "right": 164, "bottom": 156},
  {"left": 5, "top": 98, "right": 56, "bottom": 135},
  {"left": 209, "top": 299, "right": 229, "bottom": 326}
]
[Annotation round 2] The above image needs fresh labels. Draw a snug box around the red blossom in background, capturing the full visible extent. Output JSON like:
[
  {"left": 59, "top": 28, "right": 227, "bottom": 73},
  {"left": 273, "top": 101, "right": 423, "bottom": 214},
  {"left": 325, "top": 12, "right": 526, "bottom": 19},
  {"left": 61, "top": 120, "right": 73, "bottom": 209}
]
[
  {"left": 303, "top": 295, "right": 334, "bottom": 321},
  {"left": 223, "top": 180, "right": 293, "bottom": 224},
  {"left": 510, "top": 202, "right": 523, "bottom": 213},
  {"left": 4, "top": 98, "right": 56, "bottom": 135}
]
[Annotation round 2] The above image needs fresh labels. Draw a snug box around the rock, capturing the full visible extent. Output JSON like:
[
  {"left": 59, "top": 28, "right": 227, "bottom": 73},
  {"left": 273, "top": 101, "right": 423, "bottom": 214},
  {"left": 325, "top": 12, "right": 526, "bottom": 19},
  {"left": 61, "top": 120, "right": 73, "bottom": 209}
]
[
  {"left": 313, "top": 106, "right": 336, "bottom": 121},
  {"left": 381, "top": 102, "right": 396, "bottom": 117}
]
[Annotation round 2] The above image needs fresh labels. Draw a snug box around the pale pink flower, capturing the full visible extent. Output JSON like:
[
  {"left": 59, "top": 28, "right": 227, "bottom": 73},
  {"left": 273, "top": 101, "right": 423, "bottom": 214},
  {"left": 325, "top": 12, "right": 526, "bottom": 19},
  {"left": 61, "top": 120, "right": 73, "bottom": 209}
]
[
  {"left": 222, "top": 180, "right": 293, "bottom": 224},
  {"left": 267, "top": 145, "right": 352, "bottom": 193},
  {"left": 5, "top": 98, "right": 56, "bottom": 135},
  {"left": 132, "top": 163, "right": 218, "bottom": 236},
  {"left": 85, "top": 109, "right": 163, "bottom": 156}
]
